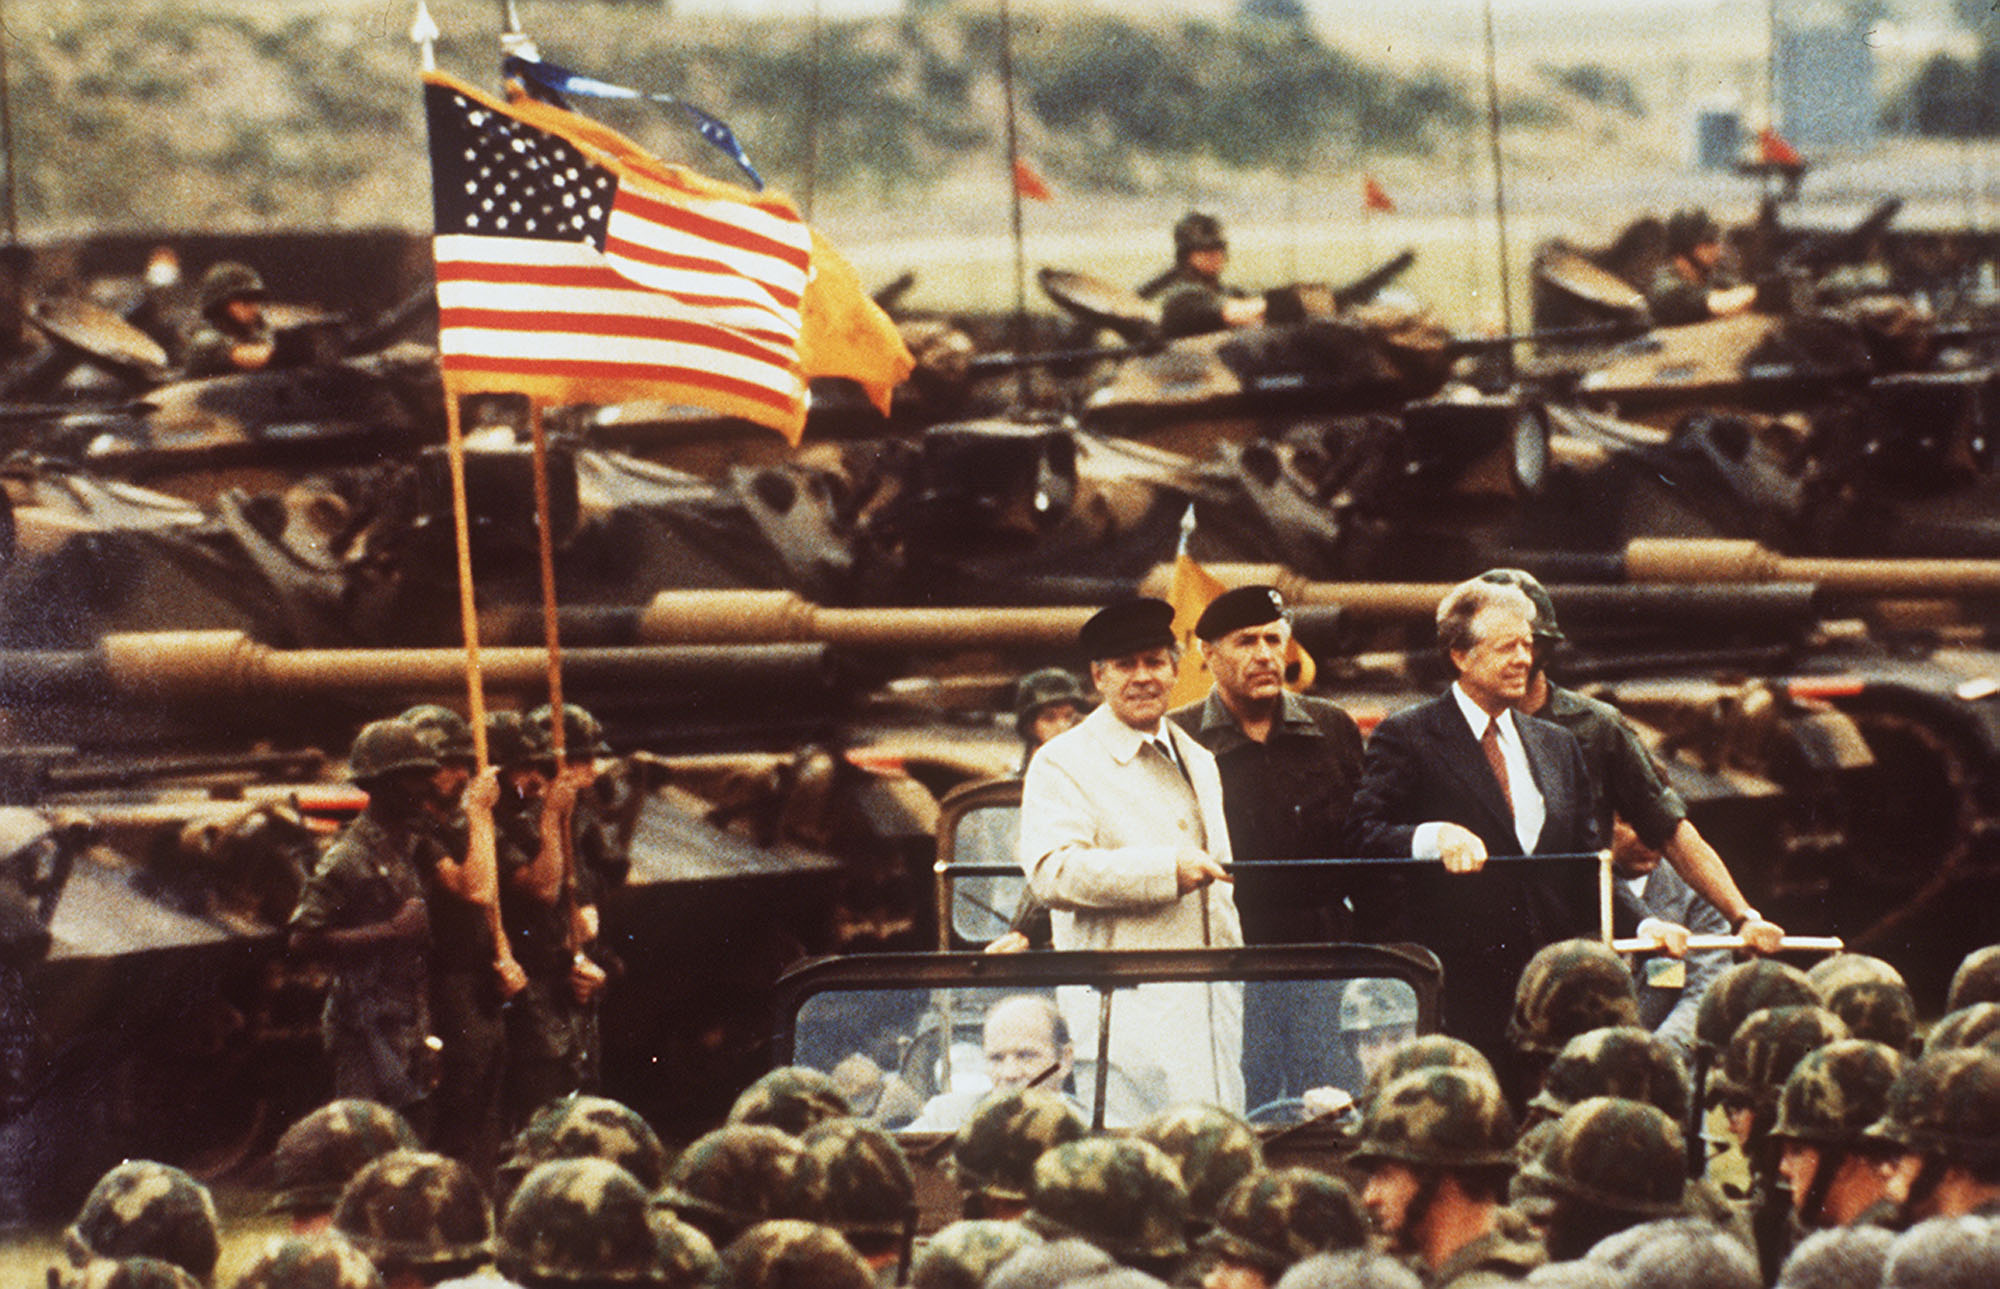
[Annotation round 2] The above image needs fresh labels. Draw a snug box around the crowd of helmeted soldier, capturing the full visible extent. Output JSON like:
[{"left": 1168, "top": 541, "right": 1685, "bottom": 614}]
[{"left": 44, "top": 937, "right": 2000, "bottom": 1289}]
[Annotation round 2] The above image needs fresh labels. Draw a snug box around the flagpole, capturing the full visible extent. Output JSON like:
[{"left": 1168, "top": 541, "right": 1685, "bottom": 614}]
[
  {"left": 1480, "top": 0, "right": 1516, "bottom": 381},
  {"left": 802, "top": 0, "right": 822, "bottom": 218},
  {"left": 999, "top": 0, "right": 1029, "bottom": 398},
  {"left": 526, "top": 403, "right": 568, "bottom": 761}
]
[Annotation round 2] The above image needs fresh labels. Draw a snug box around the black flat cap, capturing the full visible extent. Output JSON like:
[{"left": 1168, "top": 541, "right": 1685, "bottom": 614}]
[
  {"left": 1194, "top": 585, "right": 1288, "bottom": 643},
  {"left": 1079, "top": 598, "right": 1176, "bottom": 662}
]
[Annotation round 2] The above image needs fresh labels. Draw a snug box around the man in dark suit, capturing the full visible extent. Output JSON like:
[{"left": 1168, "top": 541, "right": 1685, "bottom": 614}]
[{"left": 1350, "top": 577, "right": 1600, "bottom": 1065}]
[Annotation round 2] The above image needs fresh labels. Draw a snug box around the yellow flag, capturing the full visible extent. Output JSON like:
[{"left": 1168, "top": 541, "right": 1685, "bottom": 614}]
[{"left": 1166, "top": 553, "right": 1318, "bottom": 709}]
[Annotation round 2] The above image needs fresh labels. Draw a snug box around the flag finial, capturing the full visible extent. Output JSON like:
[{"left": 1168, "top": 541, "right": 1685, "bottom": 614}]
[
  {"left": 499, "top": 0, "right": 540, "bottom": 62},
  {"left": 1177, "top": 503, "right": 1197, "bottom": 557},
  {"left": 410, "top": 0, "right": 440, "bottom": 71}
]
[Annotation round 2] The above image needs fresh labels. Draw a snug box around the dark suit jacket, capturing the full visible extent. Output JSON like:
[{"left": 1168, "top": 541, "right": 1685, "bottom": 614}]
[{"left": 1349, "top": 692, "right": 1602, "bottom": 1062}]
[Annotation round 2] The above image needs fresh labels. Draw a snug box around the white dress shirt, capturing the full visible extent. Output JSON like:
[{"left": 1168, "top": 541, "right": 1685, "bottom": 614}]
[{"left": 1411, "top": 684, "right": 1548, "bottom": 857}]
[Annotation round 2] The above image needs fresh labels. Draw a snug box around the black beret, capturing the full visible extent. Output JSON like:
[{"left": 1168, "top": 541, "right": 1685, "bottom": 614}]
[
  {"left": 1078, "top": 598, "right": 1176, "bottom": 662},
  {"left": 1194, "top": 585, "right": 1288, "bottom": 643}
]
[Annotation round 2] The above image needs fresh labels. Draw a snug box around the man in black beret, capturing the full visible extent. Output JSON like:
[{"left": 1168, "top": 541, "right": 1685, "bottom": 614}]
[
  {"left": 1018, "top": 598, "right": 1244, "bottom": 1116},
  {"left": 1169, "top": 585, "right": 1374, "bottom": 1107}
]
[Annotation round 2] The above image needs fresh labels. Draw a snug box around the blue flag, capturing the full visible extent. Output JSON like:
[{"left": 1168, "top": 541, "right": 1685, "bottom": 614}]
[{"left": 504, "top": 55, "right": 765, "bottom": 191}]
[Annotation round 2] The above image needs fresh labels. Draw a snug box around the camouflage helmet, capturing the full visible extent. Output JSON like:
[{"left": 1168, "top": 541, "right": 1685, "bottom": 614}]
[
  {"left": 1506, "top": 938, "right": 1641, "bottom": 1058},
  {"left": 1024, "top": 1137, "right": 1191, "bottom": 1263},
  {"left": 1528, "top": 1026, "right": 1691, "bottom": 1125},
  {"left": 527, "top": 704, "right": 610, "bottom": 761},
  {"left": 63, "top": 1161, "right": 219, "bottom": 1284},
  {"left": 495, "top": 1158, "right": 665, "bottom": 1285},
  {"left": 1862, "top": 1046, "right": 2000, "bottom": 1166},
  {"left": 1266, "top": 1250, "right": 1424, "bottom": 1289},
  {"left": 1770, "top": 1039, "right": 1905, "bottom": 1148},
  {"left": 1173, "top": 212, "right": 1227, "bottom": 256},
  {"left": 231, "top": 1234, "right": 385, "bottom": 1289},
  {"left": 1515, "top": 1097, "right": 1687, "bottom": 1217},
  {"left": 500, "top": 1095, "right": 670, "bottom": 1200},
  {"left": 726, "top": 1066, "right": 853, "bottom": 1137},
  {"left": 1013, "top": 669, "right": 1089, "bottom": 738},
  {"left": 654, "top": 1124, "right": 821, "bottom": 1245},
  {"left": 484, "top": 711, "right": 543, "bottom": 770},
  {"left": 270, "top": 1099, "right": 422, "bottom": 1215},
  {"left": 647, "top": 1210, "right": 721, "bottom": 1289},
  {"left": 400, "top": 705, "right": 475, "bottom": 764},
  {"left": 1774, "top": 1225, "right": 1893, "bottom": 1289},
  {"left": 1708, "top": 1005, "right": 1850, "bottom": 1118},
  {"left": 1133, "top": 1104, "right": 1264, "bottom": 1220},
  {"left": 949, "top": 1086, "right": 1087, "bottom": 1204},
  {"left": 1809, "top": 955, "right": 1916, "bottom": 1052},
  {"left": 1339, "top": 979, "right": 1417, "bottom": 1033},
  {"left": 197, "top": 261, "right": 266, "bottom": 316},
  {"left": 1921, "top": 1002, "right": 2000, "bottom": 1056},
  {"left": 56, "top": 1260, "right": 204, "bottom": 1289},
  {"left": 1478, "top": 568, "right": 1564, "bottom": 643},
  {"left": 347, "top": 719, "right": 444, "bottom": 785},
  {"left": 332, "top": 1149, "right": 494, "bottom": 1274},
  {"left": 910, "top": 1220, "right": 1043, "bottom": 1289},
  {"left": 1880, "top": 1215, "right": 2000, "bottom": 1289},
  {"left": 796, "top": 1118, "right": 914, "bottom": 1241},
  {"left": 1199, "top": 1168, "right": 1368, "bottom": 1276},
  {"left": 1349, "top": 1067, "right": 1516, "bottom": 1172},
  {"left": 717, "top": 1220, "right": 873, "bottom": 1289},
  {"left": 1945, "top": 944, "right": 2000, "bottom": 1012},
  {"left": 1359, "top": 1035, "right": 1495, "bottom": 1110},
  {"left": 1694, "top": 959, "right": 1819, "bottom": 1057}
]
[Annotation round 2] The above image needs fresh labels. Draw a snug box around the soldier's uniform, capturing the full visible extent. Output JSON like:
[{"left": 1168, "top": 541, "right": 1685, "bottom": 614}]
[
  {"left": 182, "top": 262, "right": 273, "bottom": 377},
  {"left": 292, "top": 801, "right": 438, "bottom": 1112},
  {"left": 1426, "top": 1208, "right": 1543, "bottom": 1288}
]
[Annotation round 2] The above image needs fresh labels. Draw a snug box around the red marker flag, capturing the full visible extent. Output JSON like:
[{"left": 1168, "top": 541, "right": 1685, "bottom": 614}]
[
  {"left": 1014, "top": 157, "right": 1054, "bottom": 202},
  {"left": 1757, "top": 127, "right": 1803, "bottom": 168},
  {"left": 1362, "top": 174, "right": 1396, "bottom": 213}
]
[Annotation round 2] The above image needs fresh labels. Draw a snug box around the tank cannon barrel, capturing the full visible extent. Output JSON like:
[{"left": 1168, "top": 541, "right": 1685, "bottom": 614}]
[
  {"left": 1136, "top": 563, "right": 1821, "bottom": 629},
  {"left": 622, "top": 591, "right": 1099, "bottom": 649},
  {"left": 0, "top": 631, "right": 840, "bottom": 704},
  {"left": 1623, "top": 539, "right": 2000, "bottom": 596}
]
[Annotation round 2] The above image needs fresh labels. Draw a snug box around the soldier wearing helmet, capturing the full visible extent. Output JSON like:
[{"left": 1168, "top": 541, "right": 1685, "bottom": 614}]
[
  {"left": 1137, "top": 212, "right": 1266, "bottom": 339},
  {"left": 1770, "top": 1040, "right": 1904, "bottom": 1231},
  {"left": 333, "top": 1149, "right": 494, "bottom": 1285},
  {"left": 1192, "top": 1168, "right": 1367, "bottom": 1289},
  {"left": 289, "top": 719, "right": 448, "bottom": 1114},
  {"left": 911, "top": 1219, "right": 1043, "bottom": 1289},
  {"left": 653, "top": 1123, "right": 824, "bottom": 1249},
  {"left": 727, "top": 1066, "right": 854, "bottom": 1137},
  {"left": 497, "top": 1093, "right": 670, "bottom": 1206},
  {"left": 1015, "top": 668, "right": 1090, "bottom": 768},
  {"left": 1808, "top": 955, "right": 1916, "bottom": 1053},
  {"left": 717, "top": 1220, "right": 874, "bottom": 1289},
  {"left": 1645, "top": 209, "right": 1755, "bottom": 326},
  {"left": 495, "top": 1157, "right": 683, "bottom": 1288},
  {"left": 1707, "top": 1004, "right": 1849, "bottom": 1278},
  {"left": 1525, "top": 1026, "right": 1691, "bottom": 1130},
  {"left": 1864, "top": 1046, "right": 2000, "bottom": 1222},
  {"left": 1506, "top": 938, "right": 1641, "bottom": 1098},
  {"left": 268, "top": 1098, "right": 422, "bottom": 1232},
  {"left": 61, "top": 1161, "right": 220, "bottom": 1286},
  {"left": 947, "top": 1086, "right": 1088, "bottom": 1220},
  {"left": 1350, "top": 1067, "right": 1540, "bottom": 1286},
  {"left": 182, "top": 261, "right": 275, "bottom": 375},
  {"left": 1478, "top": 569, "right": 1784, "bottom": 980},
  {"left": 231, "top": 1233, "right": 385, "bottom": 1289},
  {"left": 398, "top": 704, "right": 523, "bottom": 1181},
  {"left": 498, "top": 705, "right": 614, "bottom": 1124},
  {"left": 797, "top": 1118, "right": 917, "bottom": 1279},
  {"left": 1135, "top": 1103, "right": 1265, "bottom": 1226},
  {"left": 1946, "top": 943, "right": 2000, "bottom": 1012},
  {"left": 1514, "top": 1096, "right": 1688, "bottom": 1262},
  {"left": 1023, "top": 1136, "right": 1194, "bottom": 1279}
]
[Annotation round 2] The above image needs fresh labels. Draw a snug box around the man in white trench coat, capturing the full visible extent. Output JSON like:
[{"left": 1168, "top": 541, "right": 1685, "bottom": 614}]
[{"left": 1018, "top": 597, "right": 1245, "bottom": 1121}]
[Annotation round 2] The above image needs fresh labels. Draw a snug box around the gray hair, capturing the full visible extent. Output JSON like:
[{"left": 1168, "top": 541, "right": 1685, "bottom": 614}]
[{"left": 1436, "top": 578, "right": 1536, "bottom": 659}]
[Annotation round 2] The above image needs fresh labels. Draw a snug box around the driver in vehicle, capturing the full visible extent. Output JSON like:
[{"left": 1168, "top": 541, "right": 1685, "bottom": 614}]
[{"left": 904, "top": 993, "right": 1081, "bottom": 1131}]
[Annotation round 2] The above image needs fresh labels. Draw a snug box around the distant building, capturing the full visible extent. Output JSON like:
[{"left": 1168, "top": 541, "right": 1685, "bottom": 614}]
[{"left": 1775, "top": 0, "right": 1877, "bottom": 154}]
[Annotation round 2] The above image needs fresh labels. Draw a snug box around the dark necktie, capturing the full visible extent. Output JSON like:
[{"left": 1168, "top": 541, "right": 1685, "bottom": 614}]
[
  {"left": 1153, "top": 735, "right": 1191, "bottom": 786},
  {"left": 1481, "top": 716, "right": 1514, "bottom": 812}
]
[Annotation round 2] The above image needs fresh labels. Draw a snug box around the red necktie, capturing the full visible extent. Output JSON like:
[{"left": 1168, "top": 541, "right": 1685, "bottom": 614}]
[{"left": 1481, "top": 716, "right": 1514, "bottom": 812}]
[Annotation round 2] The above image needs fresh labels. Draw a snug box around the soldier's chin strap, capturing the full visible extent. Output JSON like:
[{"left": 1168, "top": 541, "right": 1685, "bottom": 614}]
[
  {"left": 1797, "top": 1146, "right": 1843, "bottom": 1232},
  {"left": 1404, "top": 1167, "right": 1445, "bottom": 1262},
  {"left": 1897, "top": 1154, "right": 1947, "bottom": 1228}
]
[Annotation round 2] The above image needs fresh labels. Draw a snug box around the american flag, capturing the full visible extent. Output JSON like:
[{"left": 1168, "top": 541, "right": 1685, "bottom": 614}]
[{"left": 424, "top": 73, "right": 814, "bottom": 439}]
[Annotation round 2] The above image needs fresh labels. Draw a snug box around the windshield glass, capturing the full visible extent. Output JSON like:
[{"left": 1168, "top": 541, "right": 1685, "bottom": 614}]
[
  {"left": 786, "top": 958, "right": 1423, "bottom": 1131},
  {"left": 944, "top": 802, "right": 1024, "bottom": 945}
]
